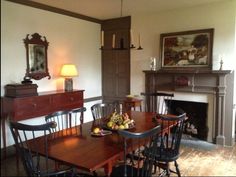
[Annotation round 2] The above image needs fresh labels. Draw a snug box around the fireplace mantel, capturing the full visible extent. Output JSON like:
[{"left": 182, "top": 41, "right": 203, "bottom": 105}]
[
  {"left": 143, "top": 69, "right": 233, "bottom": 146},
  {"left": 143, "top": 69, "right": 232, "bottom": 94}
]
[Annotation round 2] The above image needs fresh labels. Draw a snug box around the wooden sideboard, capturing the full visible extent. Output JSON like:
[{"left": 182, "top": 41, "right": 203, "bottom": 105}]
[{"left": 1, "top": 89, "right": 84, "bottom": 157}]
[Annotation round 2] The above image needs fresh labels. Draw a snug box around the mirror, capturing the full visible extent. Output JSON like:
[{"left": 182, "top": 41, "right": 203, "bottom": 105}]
[{"left": 24, "top": 33, "right": 51, "bottom": 80}]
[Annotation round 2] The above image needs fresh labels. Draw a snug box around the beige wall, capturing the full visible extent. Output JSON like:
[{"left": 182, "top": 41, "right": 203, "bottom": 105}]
[
  {"left": 1, "top": 1, "right": 102, "bottom": 147},
  {"left": 130, "top": 0, "right": 236, "bottom": 95}
]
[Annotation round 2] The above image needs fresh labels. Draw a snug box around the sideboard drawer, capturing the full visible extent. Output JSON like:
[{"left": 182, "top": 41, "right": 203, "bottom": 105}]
[
  {"left": 53, "top": 91, "right": 83, "bottom": 110},
  {"left": 14, "top": 96, "right": 51, "bottom": 120}
]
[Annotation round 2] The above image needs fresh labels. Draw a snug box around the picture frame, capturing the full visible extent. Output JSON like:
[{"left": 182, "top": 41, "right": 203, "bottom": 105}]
[
  {"left": 24, "top": 33, "right": 51, "bottom": 80},
  {"left": 160, "top": 28, "right": 214, "bottom": 70}
]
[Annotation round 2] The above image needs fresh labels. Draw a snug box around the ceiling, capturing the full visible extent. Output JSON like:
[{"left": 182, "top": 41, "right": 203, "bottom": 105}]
[{"left": 31, "top": 0, "right": 226, "bottom": 20}]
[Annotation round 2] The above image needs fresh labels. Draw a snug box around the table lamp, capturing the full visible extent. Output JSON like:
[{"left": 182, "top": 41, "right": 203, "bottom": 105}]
[{"left": 60, "top": 64, "right": 78, "bottom": 91}]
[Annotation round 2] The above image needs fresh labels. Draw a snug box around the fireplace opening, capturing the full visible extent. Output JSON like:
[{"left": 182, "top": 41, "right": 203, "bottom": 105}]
[{"left": 166, "top": 100, "right": 208, "bottom": 140}]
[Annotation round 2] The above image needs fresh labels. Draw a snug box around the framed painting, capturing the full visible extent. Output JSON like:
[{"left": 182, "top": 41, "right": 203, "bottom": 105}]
[{"left": 160, "top": 28, "right": 214, "bottom": 70}]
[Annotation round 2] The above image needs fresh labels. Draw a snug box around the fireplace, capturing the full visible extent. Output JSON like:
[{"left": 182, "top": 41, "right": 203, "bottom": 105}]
[
  {"left": 143, "top": 69, "right": 234, "bottom": 146},
  {"left": 167, "top": 100, "right": 208, "bottom": 140}
]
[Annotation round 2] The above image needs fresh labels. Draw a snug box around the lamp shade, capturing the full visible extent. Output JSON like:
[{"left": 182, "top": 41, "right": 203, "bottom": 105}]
[{"left": 60, "top": 64, "right": 78, "bottom": 77}]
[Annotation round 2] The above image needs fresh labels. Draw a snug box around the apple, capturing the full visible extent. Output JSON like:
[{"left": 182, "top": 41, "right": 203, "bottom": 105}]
[{"left": 93, "top": 127, "right": 100, "bottom": 134}]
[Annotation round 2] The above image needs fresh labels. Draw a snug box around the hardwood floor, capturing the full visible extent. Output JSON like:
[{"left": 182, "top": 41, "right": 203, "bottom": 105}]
[{"left": 1, "top": 143, "right": 236, "bottom": 176}]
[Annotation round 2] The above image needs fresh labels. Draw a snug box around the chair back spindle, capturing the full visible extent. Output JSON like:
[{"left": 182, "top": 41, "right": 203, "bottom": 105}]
[
  {"left": 91, "top": 103, "right": 116, "bottom": 120},
  {"left": 45, "top": 107, "right": 86, "bottom": 137},
  {"left": 141, "top": 92, "right": 174, "bottom": 114}
]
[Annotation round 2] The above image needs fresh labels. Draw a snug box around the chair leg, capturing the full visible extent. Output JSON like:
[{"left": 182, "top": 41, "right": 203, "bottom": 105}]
[
  {"left": 166, "top": 163, "right": 170, "bottom": 177},
  {"left": 174, "top": 161, "right": 181, "bottom": 177}
]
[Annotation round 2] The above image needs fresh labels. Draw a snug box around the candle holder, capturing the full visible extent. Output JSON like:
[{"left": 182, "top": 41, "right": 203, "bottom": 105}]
[
  {"left": 137, "top": 46, "right": 143, "bottom": 50},
  {"left": 219, "top": 58, "right": 223, "bottom": 70},
  {"left": 130, "top": 44, "right": 136, "bottom": 49},
  {"left": 150, "top": 57, "right": 157, "bottom": 71}
]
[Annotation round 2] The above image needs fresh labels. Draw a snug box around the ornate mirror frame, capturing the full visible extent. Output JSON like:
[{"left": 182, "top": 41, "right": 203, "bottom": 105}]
[{"left": 24, "top": 33, "right": 51, "bottom": 80}]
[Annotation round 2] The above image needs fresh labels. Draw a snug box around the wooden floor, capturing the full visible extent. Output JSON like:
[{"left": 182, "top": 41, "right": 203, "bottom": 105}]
[{"left": 1, "top": 143, "right": 236, "bottom": 176}]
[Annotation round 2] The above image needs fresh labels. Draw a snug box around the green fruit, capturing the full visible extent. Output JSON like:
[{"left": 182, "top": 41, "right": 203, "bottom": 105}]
[
  {"left": 107, "top": 121, "right": 113, "bottom": 128},
  {"left": 119, "top": 125, "right": 125, "bottom": 129}
]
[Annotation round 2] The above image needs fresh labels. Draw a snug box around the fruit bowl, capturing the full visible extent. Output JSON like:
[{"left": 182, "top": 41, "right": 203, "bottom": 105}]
[{"left": 105, "top": 112, "right": 135, "bottom": 130}]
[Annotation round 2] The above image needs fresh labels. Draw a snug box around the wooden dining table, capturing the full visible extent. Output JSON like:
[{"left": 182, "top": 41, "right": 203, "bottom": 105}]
[{"left": 30, "top": 111, "right": 173, "bottom": 176}]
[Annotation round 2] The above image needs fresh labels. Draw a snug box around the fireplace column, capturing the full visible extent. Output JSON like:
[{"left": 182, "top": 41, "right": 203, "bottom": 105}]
[{"left": 216, "top": 74, "right": 227, "bottom": 145}]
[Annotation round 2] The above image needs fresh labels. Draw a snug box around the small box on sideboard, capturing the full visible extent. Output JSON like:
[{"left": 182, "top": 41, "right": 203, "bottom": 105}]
[{"left": 5, "top": 83, "right": 38, "bottom": 97}]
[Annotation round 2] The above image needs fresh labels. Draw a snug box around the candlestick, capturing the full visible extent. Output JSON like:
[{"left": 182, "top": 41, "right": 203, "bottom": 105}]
[
  {"left": 138, "top": 33, "right": 141, "bottom": 47},
  {"left": 137, "top": 33, "right": 143, "bottom": 50},
  {"left": 219, "top": 55, "right": 223, "bottom": 70}
]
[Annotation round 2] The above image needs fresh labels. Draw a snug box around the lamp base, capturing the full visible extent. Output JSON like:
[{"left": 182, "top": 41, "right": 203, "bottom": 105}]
[{"left": 64, "top": 78, "right": 73, "bottom": 92}]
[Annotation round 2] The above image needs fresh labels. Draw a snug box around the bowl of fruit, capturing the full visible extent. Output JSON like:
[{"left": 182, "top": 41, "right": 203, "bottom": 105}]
[{"left": 105, "top": 112, "right": 135, "bottom": 130}]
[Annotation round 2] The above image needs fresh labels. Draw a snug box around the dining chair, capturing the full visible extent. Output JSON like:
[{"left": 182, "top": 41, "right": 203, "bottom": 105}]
[
  {"left": 45, "top": 107, "right": 86, "bottom": 133},
  {"left": 140, "top": 92, "right": 174, "bottom": 114},
  {"left": 153, "top": 113, "right": 186, "bottom": 177},
  {"left": 9, "top": 121, "right": 77, "bottom": 177},
  {"left": 111, "top": 125, "right": 161, "bottom": 177},
  {"left": 91, "top": 103, "right": 116, "bottom": 120}
]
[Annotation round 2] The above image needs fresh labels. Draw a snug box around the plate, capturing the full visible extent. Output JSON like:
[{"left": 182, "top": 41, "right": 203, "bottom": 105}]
[{"left": 91, "top": 130, "right": 112, "bottom": 137}]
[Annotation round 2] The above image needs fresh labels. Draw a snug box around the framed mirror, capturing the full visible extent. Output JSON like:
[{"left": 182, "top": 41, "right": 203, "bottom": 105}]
[{"left": 24, "top": 33, "right": 51, "bottom": 80}]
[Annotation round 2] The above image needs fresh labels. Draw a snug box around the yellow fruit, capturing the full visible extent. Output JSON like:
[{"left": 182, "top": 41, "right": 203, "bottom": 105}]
[
  {"left": 119, "top": 125, "right": 125, "bottom": 129},
  {"left": 124, "top": 123, "right": 129, "bottom": 129},
  {"left": 107, "top": 121, "right": 113, "bottom": 128},
  {"left": 93, "top": 127, "right": 100, "bottom": 134}
]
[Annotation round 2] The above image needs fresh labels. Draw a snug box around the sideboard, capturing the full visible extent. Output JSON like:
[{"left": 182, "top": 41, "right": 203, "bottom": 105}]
[{"left": 1, "top": 89, "right": 84, "bottom": 157}]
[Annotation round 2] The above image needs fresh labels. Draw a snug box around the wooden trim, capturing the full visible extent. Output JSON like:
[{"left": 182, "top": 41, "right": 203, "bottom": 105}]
[
  {"left": 6, "top": 0, "right": 102, "bottom": 24},
  {"left": 84, "top": 96, "right": 102, "bottom": 103}
]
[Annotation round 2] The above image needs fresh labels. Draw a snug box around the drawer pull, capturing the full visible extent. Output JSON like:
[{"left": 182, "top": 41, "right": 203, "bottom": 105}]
[
  {"left": 70, "top": 97, "right": 74, "bottom": 101},
  {"left": 32, "top": 103, "right": 37, "bottom": 108}
]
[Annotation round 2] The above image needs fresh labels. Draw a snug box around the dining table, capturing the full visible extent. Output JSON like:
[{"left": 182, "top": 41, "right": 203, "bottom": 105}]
[{"left": 29, "top": 111, "right": 175, "bottom": 176}]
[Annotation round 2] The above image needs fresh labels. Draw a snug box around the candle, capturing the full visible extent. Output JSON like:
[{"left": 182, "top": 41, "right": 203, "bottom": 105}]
[
  {"left": 130, "top": 29, "right": 133, "bottom": 45},
  {"left": 138, "top": 33, "right": 141, "bottom": 47},
  {"left": 101, "top": 30, "right": 104, "bottom": 47},
  {"left": 153, "top": 57, "right": 156, "bottom": 66},
  {"left": 112, "top": 34, "right": 116, "bottom": 48}
]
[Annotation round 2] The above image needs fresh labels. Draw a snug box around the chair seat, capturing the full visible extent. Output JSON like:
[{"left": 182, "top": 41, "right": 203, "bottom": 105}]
[{"left": 155, "top": 148, "right": 179, "bottom": 162}]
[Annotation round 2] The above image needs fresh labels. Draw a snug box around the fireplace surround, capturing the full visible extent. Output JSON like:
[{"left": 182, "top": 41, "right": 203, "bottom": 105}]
[{"left": 143, "top": 69, "right": 234, "bottom": 146}]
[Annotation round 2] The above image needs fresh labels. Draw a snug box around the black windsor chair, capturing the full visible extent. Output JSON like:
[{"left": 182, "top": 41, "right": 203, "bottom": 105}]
[
  {"left": 154, "top": 113, "right": 186, "bottom": 177},
  {"left": 45, "top": 107, "right": 86, "bottom": 134},
  {"left": 91, "top": 103, "right": 116, "bottom": 120},
  {"left": 9, "top": 121, "right": 77, "bottom": 177},
  {"left": 111, "top": 125, "right": 161, "bottom": 177}
]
